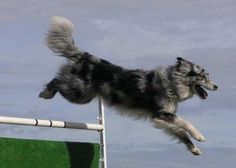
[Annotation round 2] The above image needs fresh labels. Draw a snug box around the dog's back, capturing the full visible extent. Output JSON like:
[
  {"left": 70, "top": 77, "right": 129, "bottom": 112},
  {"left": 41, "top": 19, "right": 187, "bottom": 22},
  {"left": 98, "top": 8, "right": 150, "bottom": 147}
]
[{"left": 41, "top": 16, "right": 166, "bottom": 115}]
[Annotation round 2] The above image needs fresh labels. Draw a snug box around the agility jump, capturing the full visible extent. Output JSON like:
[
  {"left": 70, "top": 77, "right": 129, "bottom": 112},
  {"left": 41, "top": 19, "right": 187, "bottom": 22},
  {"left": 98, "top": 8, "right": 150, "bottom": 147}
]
[{"left": 0, "top": 97, "right": 107, "bottom": 168}]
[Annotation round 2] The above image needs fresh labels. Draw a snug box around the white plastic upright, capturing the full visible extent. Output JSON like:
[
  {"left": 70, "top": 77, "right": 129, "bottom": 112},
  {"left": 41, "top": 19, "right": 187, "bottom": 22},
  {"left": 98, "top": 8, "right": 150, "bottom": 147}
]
[{"left": 98, "top": 97, "right": 107, "bottom": 168}]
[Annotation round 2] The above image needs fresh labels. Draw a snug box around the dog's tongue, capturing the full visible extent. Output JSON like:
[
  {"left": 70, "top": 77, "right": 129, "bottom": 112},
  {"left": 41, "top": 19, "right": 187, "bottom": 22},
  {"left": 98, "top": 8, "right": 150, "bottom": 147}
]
[{"left": 195, "top": 85, "right": 208, "bottom": 99}]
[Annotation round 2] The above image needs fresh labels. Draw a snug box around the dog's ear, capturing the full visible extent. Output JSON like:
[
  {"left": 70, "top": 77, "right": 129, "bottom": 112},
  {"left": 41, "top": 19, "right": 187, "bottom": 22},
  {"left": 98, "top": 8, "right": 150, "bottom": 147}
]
[
  {"left": 177, "top": 57, "right": 184, "bottom": 61},
  {"left": 177, "top": 57, "right": 185, "bottom": 64}
]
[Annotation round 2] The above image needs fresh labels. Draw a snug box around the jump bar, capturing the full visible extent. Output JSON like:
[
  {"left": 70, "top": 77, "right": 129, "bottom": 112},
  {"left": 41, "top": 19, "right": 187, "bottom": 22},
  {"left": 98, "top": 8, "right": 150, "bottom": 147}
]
[{"left": 0, "top": 116, "right": 103, "bottom": 131}]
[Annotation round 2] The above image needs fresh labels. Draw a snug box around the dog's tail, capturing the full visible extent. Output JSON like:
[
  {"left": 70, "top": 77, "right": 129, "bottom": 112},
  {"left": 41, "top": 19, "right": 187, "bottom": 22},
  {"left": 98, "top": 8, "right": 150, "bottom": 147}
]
[{"left": 47, "top": 16, "right": 82, "bottom": 58}]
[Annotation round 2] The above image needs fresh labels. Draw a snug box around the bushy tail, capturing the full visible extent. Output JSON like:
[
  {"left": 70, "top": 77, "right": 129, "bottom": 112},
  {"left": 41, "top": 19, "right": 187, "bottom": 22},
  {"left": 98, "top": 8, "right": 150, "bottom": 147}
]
[{"left": 47, "top": 16, "right": 79, "bottom": 58}]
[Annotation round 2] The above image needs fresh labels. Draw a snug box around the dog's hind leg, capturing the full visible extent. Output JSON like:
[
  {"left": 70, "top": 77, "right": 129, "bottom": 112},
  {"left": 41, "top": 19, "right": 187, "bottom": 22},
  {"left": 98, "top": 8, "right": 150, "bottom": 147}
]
[
  {"left": 152, "top": 112, "right": 206, "bottom": 142},
  {"left": 153, "top": 119, "right": 202, "bottom": 155},
  {"left": 39, "top": 78, "right": 59, "bottom": 99}
]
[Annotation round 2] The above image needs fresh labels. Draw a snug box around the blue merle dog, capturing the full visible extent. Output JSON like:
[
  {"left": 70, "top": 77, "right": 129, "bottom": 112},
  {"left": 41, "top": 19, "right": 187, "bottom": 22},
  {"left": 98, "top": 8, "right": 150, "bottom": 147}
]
[{"left": 39, "top": 16, "right": 218, "bottom": 155}]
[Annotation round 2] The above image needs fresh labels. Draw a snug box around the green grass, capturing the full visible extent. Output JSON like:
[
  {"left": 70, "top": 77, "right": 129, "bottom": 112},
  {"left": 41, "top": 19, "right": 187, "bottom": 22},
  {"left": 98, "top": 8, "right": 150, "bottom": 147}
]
[{"left": 0, "top": 137, "right": 100, "bottom": 168}]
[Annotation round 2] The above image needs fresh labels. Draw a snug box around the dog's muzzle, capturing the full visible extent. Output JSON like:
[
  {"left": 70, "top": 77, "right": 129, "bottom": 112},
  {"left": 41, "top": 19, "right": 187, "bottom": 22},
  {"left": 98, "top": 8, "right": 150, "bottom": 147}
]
[{"left": 194, "top": 80, "right": 218, "bottom": 99}]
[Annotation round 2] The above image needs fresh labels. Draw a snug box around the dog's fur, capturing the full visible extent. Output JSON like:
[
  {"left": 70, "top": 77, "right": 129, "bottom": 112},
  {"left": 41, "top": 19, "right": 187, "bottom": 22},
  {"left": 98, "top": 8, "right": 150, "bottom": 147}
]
[{"left": 39, "top": 16, "right": 218, "bottom": 155}]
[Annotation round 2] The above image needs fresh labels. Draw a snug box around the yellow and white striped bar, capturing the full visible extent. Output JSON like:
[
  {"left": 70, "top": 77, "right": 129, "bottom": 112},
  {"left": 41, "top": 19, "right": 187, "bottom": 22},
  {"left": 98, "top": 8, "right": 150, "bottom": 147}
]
[{"left": 0, "top": 116, "right": 103, "bottom": 131}]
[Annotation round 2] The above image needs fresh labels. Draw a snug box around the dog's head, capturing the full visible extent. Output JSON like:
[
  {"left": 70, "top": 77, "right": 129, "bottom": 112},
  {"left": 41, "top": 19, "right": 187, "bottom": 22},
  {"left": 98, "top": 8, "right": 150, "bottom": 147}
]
[{"left": 176, "top": 57, "right": 218, "bottom": 99}]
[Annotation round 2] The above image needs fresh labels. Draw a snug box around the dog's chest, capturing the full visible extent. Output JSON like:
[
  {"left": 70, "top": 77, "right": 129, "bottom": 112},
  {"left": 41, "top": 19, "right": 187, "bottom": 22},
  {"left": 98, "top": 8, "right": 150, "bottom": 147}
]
[
  {"left": 161, "top": 101, "right": 177, "bottom": 113},
  {"left": 177, "top": 86, "right": 193, "bottom": 101}
]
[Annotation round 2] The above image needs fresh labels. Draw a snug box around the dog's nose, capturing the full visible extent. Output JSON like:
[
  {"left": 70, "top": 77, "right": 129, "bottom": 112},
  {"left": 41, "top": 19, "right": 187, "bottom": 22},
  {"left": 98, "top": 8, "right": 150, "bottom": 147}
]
[{"left": 213, "top": 85, "right": 218, "bottom": 90}]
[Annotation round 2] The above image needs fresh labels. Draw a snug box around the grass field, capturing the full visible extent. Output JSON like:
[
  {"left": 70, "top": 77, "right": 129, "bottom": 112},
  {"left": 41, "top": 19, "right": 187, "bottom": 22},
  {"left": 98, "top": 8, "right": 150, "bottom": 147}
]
[{"left": 0, "top": 137, "right": 100, "bottom": 168}]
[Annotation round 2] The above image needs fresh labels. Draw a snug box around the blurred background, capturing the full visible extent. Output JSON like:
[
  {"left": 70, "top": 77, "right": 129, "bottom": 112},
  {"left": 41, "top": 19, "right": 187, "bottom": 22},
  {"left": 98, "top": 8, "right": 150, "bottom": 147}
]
[{"left": 0, "top": 0, "right": 235, "bottom": 167}]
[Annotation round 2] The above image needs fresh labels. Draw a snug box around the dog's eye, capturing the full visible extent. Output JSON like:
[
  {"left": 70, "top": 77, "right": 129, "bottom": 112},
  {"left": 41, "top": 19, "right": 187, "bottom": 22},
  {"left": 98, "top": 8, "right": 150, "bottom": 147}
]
[
  {"left": 202, "top": 75, "right": 208, "bottom": 81},
  {"left": 197, "top": 76, "right": 204, "bottom": 80},
  {"left": 197, "top": 75, "right": 207, "bottom": 81},
  {"left": 188, "top": 70, "right": 198, "bottom": 76}
]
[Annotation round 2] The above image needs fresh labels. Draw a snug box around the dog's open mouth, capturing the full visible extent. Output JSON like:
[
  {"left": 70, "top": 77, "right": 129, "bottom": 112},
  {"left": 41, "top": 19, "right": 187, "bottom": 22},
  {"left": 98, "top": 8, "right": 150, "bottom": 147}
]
[{"left": 195, "top": 85, "right": 208, "bottom": 99}]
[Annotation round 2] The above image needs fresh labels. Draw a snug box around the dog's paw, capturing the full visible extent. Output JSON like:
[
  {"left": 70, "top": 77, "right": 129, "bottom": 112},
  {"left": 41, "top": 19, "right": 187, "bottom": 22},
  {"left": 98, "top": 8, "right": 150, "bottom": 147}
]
[
  {"left": 187, "top": 127, "right": 206, "bottom": 142},
  {"left": 39, "top": 89, "right": 56, "bottom": 99},
  {"left": 191, "top": 131, "right": 206, "bottom": 142},
  {"left": 190, "top": 147, "right": 202, "bottom": 155}
]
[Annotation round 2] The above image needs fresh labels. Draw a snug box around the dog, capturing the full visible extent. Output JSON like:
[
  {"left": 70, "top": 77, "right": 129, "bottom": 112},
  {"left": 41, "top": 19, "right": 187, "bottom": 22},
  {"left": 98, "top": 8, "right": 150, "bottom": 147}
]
[{"left": 39, "top": 16, "right": 218, "bottom": 155}]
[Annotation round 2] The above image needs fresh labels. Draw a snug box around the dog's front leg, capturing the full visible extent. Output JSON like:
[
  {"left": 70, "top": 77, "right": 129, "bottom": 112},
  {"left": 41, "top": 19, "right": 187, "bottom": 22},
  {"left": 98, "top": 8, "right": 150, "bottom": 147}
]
[
  {"left": 153, "top": 119, "right": 202, "bottom": 155},
  {"left": 173, "top": 116, "right": 206, "bottom": 142},
  {"left": 152, "top": 112, "right": 206, "bottom": 142}
]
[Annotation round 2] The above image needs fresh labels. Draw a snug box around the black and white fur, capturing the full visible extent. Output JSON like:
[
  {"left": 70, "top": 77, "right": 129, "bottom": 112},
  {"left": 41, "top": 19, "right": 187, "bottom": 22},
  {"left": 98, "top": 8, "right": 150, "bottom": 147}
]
[{"left": 39, "top": 16, "right": 218, "bottom": 155}]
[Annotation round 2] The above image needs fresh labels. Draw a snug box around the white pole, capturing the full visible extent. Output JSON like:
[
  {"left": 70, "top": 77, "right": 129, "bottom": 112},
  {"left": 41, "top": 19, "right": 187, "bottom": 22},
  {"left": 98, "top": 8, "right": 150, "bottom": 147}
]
[
  {"left": 98, "top": 97, "right": 107, "bottom": 168},
  {"left": 0, "top": 116, "right": 103, "bottom": 131}
]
